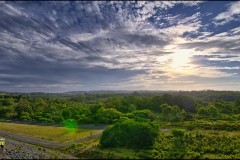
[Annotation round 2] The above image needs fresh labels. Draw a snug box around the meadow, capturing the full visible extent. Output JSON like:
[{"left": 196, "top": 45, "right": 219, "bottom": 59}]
[{"left": 0, "top": 121, "right": 100, "bottom": 142}]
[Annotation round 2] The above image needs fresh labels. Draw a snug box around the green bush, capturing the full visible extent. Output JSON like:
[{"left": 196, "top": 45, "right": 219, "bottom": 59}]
[
  {"left": 159, "top": 104, "right": 185, "bottom": 122},
  {"left": 100, "top": 119, "right": 159, "bottom": 149},
  {"left": 171, "top": 129, "right": 185, "bottom": 137},
  {"left": 95, "top": 107, "right": 122, "bottom": 124},
  {"left": 154, "top": 131, "right": 240, "bottom": 159},
  {"left": 128, "top": 109, "right": 155, "bottom": 121}
]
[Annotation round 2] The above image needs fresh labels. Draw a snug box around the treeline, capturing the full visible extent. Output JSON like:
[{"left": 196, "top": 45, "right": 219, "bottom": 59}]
[
  {"left": 0, "top": 94, "right": 240, "bottom": 124},
  {"left": 2, "top": 90, "right": 240, "bottom": 101},
  {"left": 0, "top": 94, "right": 189, "bottom": 123}
]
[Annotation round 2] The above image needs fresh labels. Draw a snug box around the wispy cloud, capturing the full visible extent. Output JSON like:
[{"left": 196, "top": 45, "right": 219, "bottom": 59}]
[
  {"left": 0, "top": 1, "right": 239, "bottom": 92},
  {"left": 214, "top": 1, "right": 240, "bottom": 25}
]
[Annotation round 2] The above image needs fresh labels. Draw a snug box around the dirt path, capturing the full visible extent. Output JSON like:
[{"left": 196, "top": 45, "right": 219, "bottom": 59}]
[
  {"left": 0, "top": 130, "right": 103, "bottom": 149},
  {"left": 2, "top": 137, "right": 79, "bottom": 159}
]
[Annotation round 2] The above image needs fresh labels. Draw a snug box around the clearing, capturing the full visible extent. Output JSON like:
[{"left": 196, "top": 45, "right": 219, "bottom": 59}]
[{"left": 0, "top": 121, "right": 101, "bottom": 143}]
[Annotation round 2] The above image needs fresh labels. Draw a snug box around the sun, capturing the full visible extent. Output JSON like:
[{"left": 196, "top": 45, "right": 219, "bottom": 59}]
[
  {"left": 156, "top": 47, "right": 197, "bottom": 77},
  {"left": 166, "top": 49, "right": 196, "bottom": 76},
  {"left": 171, "top": 51, "right": 191, "bottom": 69}
]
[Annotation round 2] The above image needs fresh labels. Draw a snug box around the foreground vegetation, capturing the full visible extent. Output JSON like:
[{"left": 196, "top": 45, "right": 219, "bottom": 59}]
[
  {"left": 61, "top": 124, "right": 240, "bottom": 159},
  {"left": 1, "top": 91, "right": 240, "bottom": 159}
]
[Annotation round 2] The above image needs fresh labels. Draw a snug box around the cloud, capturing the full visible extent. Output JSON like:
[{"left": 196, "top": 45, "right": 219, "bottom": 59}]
[
  {"left": 0, "top": 1, "right": 239, "bottom": 92},
  {"left": 214, "top": 1, "right": 240, "bottom": 25},
  {"left": 178, "top": 27, "right": 240, "bottom": 55}
]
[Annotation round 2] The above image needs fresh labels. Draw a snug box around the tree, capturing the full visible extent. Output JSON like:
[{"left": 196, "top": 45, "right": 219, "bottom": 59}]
[
  {"left": 197, "top": 107, "right": 209, "bottom": 118},
  {"left": 19, "top": 112, "right": 31, "bottom": 121},
  {"left": 15, "top": 98, "right": 32, "bottom": 118},
  {"left": 100, "top": 119, "right": 159, "bottom": 149},
  {"left": 1, "top": 98, "right": 15, "bottom": 106},
  {"left": 159, "top": 104, "right": 185, "bottom": 122},
  {"left": 208, "top": 105, "right": 220, "bottom": 119},
  {"left": 128, "top": 109, "right": 155, "bottom": 122},
  {"left": 95, "top": 107, "right": 122, "bottom": 124},
  {"left": 129, "top": 104, "right": 137, "bottom": 112},
  {"left": 235, "top": 99, "right": 240, "bottom": 113},
  {"left": 214, "top": 101, "right": 234, "bottom": 114},
  {"left": 52, "top": 115, "right": 64, "bottom": 123},
  {"left": 33, "top": 98, "right": 47, "bottom": 113},
  {"left": 0, "top": 106, "right": 14, "bottom": 118},
  {"left": 197, "top": 105, "right": 220, "bottom": 119},
  {"left": 62, "top": 109, "right": 72, "bottom": 120}
]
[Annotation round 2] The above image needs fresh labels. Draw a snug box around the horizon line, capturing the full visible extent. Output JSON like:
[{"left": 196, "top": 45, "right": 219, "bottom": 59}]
[{"left": 1, "top": 89, "right": 240, "bottom": 94}]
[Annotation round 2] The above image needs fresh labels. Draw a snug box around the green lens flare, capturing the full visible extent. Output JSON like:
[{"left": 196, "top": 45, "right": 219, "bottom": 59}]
[{"left": 63, "top": 119, "right": 78, "bottom": 133}]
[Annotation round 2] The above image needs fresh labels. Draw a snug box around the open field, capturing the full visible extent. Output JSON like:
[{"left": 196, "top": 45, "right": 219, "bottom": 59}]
[{"left": 0, "top": 121, "right": 100, "bottom": 143}]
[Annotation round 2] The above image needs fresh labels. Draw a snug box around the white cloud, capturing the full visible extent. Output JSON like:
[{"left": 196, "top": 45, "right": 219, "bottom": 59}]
[
  {"left": 69, "top": 29, "right": 108, "bottom": 42},
  {"left": 0, "top": 3, "right": 23, "bottom": 16},
  {"left": 160, "top": 21, "right": 202, "bottom": 36},
  {"left": 214, "top": 1, "right": 240, "bottom": 25},
  {"left": 230, "top": 26, "right": 240, "bottom": 35},
  {"left": 181, "top": 1, "right": 203, "bottom": 7}
]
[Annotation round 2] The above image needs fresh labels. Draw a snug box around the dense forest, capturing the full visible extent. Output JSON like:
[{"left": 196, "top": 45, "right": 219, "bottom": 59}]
[{"left": 1, "top": 91, "right": 240, "bottom": 159}]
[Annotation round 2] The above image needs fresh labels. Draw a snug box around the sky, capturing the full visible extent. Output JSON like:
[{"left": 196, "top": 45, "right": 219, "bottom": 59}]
[{"left": 0, "top": 1, "right": 240, "bottom": 92}]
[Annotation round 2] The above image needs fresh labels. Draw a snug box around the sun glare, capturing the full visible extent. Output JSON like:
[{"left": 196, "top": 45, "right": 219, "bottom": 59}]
[
  {"left": 171, "top": 51, "right": 190, "bottom": 69},
  {"left": 156, "top": 49, "right": 197, "bottom": 78}
]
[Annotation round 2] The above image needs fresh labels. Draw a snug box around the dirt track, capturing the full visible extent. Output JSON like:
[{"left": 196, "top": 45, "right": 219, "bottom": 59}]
[
  {"left": 1, "top": 138, "right": 78, "bottom": 159},
  {"left": 0, "top": 130, "right": 103, "bottom": 149}
]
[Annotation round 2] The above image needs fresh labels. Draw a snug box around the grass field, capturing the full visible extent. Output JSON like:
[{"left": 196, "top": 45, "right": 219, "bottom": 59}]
[
  {"left": 0, "top": 121, "right": 101, "bottom": 142},
  {"left": 62, "top": 136, "right": 153, "bottom": 159}
]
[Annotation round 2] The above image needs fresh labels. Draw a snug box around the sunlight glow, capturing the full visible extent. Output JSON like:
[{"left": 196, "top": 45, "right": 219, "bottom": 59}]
[
  {"left": 171, "top": 51, "right": 191, "bottom": 69},
  {"left": 158, "top": 48, "right": 194, "bottom": 76}
]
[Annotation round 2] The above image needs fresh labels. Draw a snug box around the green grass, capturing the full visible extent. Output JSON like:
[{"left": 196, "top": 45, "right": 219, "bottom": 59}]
[
  {"left": 61, "top": 135, "right": 152, "bottom": 159},
  {"left": 187, "top": 129, "right": 240, "bottom": 137},
  {"left": 96, "top": 147, "right": 153, "bottom": 159},
  {"left": 74, "top": 146, "right": 152, "bottom": 159},
  {"left": 0, "top": 121, "right": 101, "bottom": 142}
]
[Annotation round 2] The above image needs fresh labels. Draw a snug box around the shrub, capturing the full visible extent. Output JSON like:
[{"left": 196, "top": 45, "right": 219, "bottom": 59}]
[
  {"left": 171, "top": 129, "right": 185, "bottom": 137},
  {"left": 100, "top": 119, "right": 159, "bottom": 149}
]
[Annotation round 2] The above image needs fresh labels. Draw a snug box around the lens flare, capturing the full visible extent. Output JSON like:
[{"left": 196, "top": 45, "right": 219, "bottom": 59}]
[{"left": 63, "top": 119, "right": 78, "bottom": 133}]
